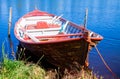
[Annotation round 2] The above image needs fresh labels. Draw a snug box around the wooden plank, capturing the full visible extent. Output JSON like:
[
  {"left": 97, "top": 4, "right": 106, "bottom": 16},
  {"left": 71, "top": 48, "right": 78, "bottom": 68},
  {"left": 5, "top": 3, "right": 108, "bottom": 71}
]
[
  {"left": 36, "top": 33, "right": 83, "bottom": 38},
  {"left": 26, "top": 27, "right": 61, "bottom": 33}
]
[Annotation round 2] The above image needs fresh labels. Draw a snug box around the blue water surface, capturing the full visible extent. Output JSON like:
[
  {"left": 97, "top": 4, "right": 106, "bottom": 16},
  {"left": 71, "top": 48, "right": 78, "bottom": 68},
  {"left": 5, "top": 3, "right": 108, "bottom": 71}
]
[{"left": 0, "top": 0, "right": 120, "bottom": 78}]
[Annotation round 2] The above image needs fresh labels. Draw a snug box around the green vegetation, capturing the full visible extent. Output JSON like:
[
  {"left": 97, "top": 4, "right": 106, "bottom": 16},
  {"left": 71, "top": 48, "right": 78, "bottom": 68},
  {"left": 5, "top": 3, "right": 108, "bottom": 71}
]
[
  {"left": 0, "top": 58, "right": 45, "bottom": 79},
  {"left": 0, "top": 44, "right": 45, "bottom": 79}
]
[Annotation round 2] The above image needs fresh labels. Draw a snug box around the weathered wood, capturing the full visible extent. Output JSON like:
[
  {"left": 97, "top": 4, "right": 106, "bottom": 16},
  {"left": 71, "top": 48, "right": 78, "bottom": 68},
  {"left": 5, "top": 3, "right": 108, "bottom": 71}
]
[
  {"left": 8, "top": 7, "right": 12, "bottom": 37},
  {"left": 83, "top": 8, "right": 88, "bottom": 29}
]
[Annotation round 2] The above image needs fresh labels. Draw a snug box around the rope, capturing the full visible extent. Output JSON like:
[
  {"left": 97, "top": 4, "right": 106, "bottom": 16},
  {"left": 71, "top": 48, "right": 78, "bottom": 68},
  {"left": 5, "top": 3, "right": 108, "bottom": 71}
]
[{"left": 94, "top": 45, "right": 119, "bottom": 79}]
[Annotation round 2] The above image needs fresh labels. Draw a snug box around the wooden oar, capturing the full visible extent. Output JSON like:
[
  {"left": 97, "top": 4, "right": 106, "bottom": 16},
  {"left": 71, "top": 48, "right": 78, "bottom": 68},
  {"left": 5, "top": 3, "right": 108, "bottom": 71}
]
[
  {"left": 52, "top": 14, "right": 63, "bottom": 23},
  {"left": 25, "top": 33, "right": 40, "bottom": 42}
]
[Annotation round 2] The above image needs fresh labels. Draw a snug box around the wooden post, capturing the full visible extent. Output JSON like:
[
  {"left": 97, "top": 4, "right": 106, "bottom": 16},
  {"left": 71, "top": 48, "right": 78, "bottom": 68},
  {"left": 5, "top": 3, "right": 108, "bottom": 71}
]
[
  {"left": 8, "top": 7, "right": 16, "bottom": 59},
  {"left": 83, "top": 8, "right": 88, "bottom": 29},
  {"left": 8, "top": 7, "right": 12, "bottom": 37}
]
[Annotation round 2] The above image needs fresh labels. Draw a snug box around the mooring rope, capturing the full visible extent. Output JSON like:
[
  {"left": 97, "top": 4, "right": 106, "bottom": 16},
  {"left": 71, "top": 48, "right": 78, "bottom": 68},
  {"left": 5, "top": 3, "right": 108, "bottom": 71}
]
[{"left": 94, "top": 45, "right": 119, "bottom": 79}]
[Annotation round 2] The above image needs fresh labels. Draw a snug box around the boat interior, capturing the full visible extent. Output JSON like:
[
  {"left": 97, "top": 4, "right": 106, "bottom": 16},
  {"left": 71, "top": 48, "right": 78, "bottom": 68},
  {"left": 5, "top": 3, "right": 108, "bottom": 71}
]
[{"left": 16, "top": 15, "right": 101, "bottom": 43}]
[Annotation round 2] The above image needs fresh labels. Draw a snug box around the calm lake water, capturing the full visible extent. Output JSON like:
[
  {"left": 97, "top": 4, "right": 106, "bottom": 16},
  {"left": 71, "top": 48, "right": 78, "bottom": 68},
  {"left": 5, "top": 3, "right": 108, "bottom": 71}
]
[{"left": 0, "top": 0, "right": 120, "bottom": 79}]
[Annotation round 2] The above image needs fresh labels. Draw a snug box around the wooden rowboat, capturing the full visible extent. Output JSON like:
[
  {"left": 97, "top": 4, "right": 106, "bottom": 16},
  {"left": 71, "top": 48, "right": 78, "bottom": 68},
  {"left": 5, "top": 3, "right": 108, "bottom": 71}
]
[{"left": 14, "top": 9, "right": 103, "bottom": 70}]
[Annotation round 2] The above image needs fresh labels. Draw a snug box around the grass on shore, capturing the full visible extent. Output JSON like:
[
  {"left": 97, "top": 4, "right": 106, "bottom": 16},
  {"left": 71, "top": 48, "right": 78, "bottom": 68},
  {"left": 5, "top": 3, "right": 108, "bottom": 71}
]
[
  {"left": 0, "top": 58, "right": 103, "bottom": 79},
  {"left": 0, "top": 43, "right": 45, "bottom": 79},
  {"left": 0, "top": 58, "right": 45, "bottom": 79}
]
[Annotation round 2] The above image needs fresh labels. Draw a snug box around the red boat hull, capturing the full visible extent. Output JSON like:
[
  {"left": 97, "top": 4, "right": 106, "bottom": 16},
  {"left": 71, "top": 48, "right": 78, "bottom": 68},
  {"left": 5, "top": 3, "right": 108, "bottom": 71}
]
[{"left": 20, "top": 38, "right": 97, "bottom": 69}]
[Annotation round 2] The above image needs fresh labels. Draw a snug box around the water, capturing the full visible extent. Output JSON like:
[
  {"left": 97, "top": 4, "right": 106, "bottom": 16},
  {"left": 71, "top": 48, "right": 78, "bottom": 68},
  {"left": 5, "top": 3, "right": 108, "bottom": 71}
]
[{"left": 0, "top": 0, "right": 120, "bottom": 78}]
